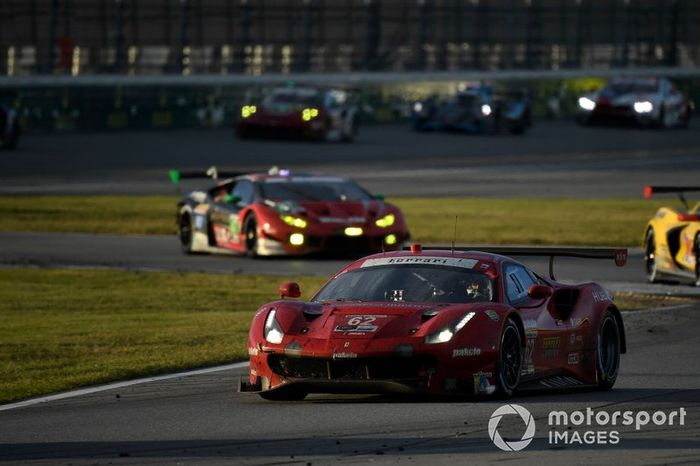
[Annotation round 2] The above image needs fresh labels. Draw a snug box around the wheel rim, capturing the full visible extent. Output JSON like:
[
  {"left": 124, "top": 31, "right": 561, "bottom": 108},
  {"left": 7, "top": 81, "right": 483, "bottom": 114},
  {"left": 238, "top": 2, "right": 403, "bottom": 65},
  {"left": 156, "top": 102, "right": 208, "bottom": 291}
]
[
  {"left": 245, "top": 220, "right": 257, "bottom": 253},
  {"left": 645, "top": 233, "right": 656, "bottom": 280},
  {"left": 179, "top": 215, "right": 191, "bottom": 247},
  {"left": 598, "top": 318, "right": 619, "bottom": 379},
  {"left": 500, "top": 326, "right": 522, "bottom": 390}
]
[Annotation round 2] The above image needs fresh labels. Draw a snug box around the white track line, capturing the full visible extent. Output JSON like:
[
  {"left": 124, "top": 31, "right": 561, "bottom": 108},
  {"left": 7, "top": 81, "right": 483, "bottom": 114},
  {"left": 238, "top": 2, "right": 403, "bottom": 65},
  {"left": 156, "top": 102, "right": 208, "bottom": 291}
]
[{"left": 0, "top": 361, "right": 249, "bottom": 412}]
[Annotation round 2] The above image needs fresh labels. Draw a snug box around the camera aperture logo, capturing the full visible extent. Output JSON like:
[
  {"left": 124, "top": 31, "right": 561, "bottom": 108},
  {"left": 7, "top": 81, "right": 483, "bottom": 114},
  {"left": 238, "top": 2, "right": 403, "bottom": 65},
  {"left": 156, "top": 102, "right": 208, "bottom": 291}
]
[
  {"left": 488, "top": 404, "right": 536, "bottom": 452},
  {"left": 488, "top": 404, "right": 687, "bottom": 452}
]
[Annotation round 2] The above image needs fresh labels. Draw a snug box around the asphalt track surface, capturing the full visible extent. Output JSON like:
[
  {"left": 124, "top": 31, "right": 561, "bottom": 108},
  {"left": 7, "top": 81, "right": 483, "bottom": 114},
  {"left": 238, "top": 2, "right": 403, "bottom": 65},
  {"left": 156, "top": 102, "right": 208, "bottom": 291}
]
[
  {"left": 1, "top": 119, "right": 700, "bottom": 197},
  {"left": 1, "top": 303, "right": 699, "bottom": 465},
  {"left": 2, "top": 119, "right": 700, "bottom": 465}
]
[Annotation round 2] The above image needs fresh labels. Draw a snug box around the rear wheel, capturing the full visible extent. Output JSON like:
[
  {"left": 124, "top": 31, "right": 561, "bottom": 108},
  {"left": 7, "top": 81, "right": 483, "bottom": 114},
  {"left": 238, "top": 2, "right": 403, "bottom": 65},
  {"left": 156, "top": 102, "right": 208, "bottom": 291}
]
[
  {"left": 244, "top": 215, "right": 258, "bottom": 257},
  {"left": 596, "top": 311, "right": 621, "bottom": 390},
  {"left": 178, "top": 211, "right": 194, "bottom": 254},
  {"left": 495, "top": 318, "right": 522, "bottom": 397},
  {"left": 645, "top": 229, "right": 659, "bottom": 283}
]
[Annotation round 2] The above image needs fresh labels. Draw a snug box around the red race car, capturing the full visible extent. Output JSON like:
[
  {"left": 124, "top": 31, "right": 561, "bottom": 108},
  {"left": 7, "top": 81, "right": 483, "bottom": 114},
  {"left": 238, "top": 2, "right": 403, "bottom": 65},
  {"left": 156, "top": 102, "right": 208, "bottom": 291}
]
[
  {"left": 240, "top": 245, "right": 628, "bottom": 400},
  {"left": 172, "top": 167, "right": 409, "bottom": 257},
  {"left": 235, "top": 86, "right": 359, "bottom": 142}
]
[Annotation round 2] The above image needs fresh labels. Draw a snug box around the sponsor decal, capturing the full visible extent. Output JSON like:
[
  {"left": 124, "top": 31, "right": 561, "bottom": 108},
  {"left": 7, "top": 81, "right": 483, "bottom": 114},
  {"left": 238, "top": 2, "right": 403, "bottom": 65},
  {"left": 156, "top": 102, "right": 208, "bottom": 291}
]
[
  {"left": 361, "top": 256, "right": 478, "bottom": 269},
  {"left": 452, "top": 347, "right": 482, "bottom": 357},
  {"left": 474, "top": 371, "right": 496, "bottom": 395},
  {"left": 522, "top": 319, "right": 538, "bottom": 375},
  {"left": 568, "top": 352, "right": 580, "bottom": 365},
  {"left": 247, "top": 347, "right": 259, "bottom": 356},
  {"left": 541, "top": 349, "right": 559, "bottom": 359},
  {"left": 542, "top": 336, "right": 560, "bottom": 349},
  {"left": 592, "top": 290, "right": 610, "bottom": 303},
  {"left": 228, "top": 216, "right": 241, "bottom": 243},
  {"left": 569, "top": 333, "right": 584, "bottom": 346},
  {"left": 332, "top": 352, "right": 358, "bottom": 359}
]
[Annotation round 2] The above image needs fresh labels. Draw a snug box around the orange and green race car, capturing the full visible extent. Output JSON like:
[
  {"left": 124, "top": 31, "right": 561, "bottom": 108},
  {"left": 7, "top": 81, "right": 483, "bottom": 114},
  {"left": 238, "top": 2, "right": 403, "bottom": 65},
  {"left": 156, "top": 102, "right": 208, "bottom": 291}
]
[{"left": 643, "top": 186, "right": 700, "bottom": 285}]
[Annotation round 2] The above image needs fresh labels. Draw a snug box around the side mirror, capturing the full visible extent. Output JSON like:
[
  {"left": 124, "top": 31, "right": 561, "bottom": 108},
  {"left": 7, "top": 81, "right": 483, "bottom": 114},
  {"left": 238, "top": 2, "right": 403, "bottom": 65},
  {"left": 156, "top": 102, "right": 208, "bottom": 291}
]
[
  {"left": 280, "top": 282, "right": 301, "bottom": 299},
  {"left": 527, "top": 284, "right": 553, "bottom": 300},
  {"left": 373, "top": 194, "right": 385, "bottom": 201}
]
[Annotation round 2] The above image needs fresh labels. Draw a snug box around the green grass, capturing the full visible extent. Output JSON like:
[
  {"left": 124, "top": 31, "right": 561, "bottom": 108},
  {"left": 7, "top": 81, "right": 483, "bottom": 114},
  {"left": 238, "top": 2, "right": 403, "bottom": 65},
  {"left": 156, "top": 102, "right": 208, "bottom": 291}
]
[
  {"left": 0, "top": 268, "right": 326, "bottom": 404},
  {"left": 0, "top": 195, "right": 670, "bottom": 246}
]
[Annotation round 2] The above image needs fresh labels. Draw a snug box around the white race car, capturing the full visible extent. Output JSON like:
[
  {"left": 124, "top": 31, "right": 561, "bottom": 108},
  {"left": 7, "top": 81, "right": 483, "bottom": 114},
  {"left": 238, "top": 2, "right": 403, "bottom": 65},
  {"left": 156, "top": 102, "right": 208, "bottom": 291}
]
[{"left": 576, "top": 76, "right": 692, "bottom": 128}]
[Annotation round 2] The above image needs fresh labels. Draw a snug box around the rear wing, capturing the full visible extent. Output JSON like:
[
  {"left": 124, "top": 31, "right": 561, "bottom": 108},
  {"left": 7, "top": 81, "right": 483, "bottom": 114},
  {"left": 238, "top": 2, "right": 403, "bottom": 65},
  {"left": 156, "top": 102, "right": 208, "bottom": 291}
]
[
  {"left": 644, "top": 185, "right": 700, "bottom": 209},
  {"left": 406, "top": 246, "right": 628, "bottom": 280},
  {"left": 168, "top": 166, "right": 245, "bottom": 184}
]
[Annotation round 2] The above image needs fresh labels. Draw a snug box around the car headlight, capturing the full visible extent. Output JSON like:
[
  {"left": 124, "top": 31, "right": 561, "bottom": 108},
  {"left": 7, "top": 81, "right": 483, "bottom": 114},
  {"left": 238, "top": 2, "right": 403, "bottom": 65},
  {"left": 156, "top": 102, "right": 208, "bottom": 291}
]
[
  {"left": 481, "top": 104, "right": 492, "bottom": 116},
  {"left": 375, "top": 213, "right": 395, "bottom": 228},
  {"left": 281, "top": 215, "right": 307, "bottom": 228},
  {"left": 264, "top": 309, "right": 284, "bottom": 344},
  {"left": 633, "top": 101, "right": 653, "bottom": 113},
  {"left": 578, "top": 97, "right": 596, "bottom": 111},
  {"left": 241, "top": 105, "right": 257, "bottom": 118},
  {"left": 424, "top": 312, "right": 475, "bottom": 344},
  {"left": 302, "top": 108, "right": 319, "bottom": 121},
  {"left": 413, "top": 102, "right": 423, "bottom": 113}
]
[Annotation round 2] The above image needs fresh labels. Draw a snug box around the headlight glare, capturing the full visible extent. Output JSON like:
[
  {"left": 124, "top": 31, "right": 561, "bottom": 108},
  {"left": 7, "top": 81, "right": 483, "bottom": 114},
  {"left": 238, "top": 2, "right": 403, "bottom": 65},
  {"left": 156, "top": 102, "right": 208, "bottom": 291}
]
[
  {"left": 424, "top": 312, "right": 475, "bottom": 344},
  {"left": 375, "top": 213, "right": 396, "bottom": 228},
  {"left": 578, "top": 97, "right": 596, "bottom": 111},
  {"left": 633, "top": 101, "right": 653, "bottom": 113},
  {"left": 281, "top": 215, "right": 307, "bottom": 228},
  {"left": 264, "top": 309, "right": 284, "bottom": 344}
]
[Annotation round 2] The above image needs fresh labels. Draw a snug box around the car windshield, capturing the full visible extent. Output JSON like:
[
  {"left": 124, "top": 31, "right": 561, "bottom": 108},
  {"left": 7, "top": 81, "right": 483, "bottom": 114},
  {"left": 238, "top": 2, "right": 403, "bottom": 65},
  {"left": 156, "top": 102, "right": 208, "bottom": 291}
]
[
  {"left": 312, "top": 264, "right": 497, "bottom": 304},
  {"left": 259, "top": 178, "right": 372, "bottom": 202},
  {"left": 606, "top": 82, "right": 658, "bottom": 95},
  {"left": 264, "top": 90, "right": 322, "bottom": 106}
]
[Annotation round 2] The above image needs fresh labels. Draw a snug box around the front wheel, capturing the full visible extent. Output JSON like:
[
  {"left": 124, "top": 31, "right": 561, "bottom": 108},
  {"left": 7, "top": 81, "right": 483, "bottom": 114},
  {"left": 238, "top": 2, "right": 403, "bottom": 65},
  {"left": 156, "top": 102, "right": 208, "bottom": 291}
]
[
  {"left": 178, "top": 211, "right": 194, "bottom": 254},
  {"left": 243, "top": 215, "right": 259, "bottom": 258},
  {"left": 495, "top": 318, "right": 522, "bottom": 397},
  {"left": 596, "top": 311, "right": 621, "bottom": 390},
  {"left": 645, "top": 229, "right": 659, "bottom": 283}
]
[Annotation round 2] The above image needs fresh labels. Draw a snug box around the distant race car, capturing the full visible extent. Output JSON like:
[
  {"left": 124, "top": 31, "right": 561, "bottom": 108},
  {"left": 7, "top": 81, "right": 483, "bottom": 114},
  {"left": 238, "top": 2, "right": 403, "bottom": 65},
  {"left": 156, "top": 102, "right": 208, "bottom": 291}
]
[
  {"left": 240, "top": 245, "right": 627, "bottom": 400},
  {"left": 411, "top": 85, "right": 532, "bottom": 134},
  {"left": 235, "top": 87, "right": 359, "bottom": 142},
  {"left": 576, "top": 76, "right": 692, "bottom": 128},
  {"left": 0, "top": 103, "right": 21, "bottom": 149},
  {"left": 643, "top": 186, "right": 700, "bottom": 285},
  {"left": 171, "top": 167, "right": 409, "bottom": 257}
]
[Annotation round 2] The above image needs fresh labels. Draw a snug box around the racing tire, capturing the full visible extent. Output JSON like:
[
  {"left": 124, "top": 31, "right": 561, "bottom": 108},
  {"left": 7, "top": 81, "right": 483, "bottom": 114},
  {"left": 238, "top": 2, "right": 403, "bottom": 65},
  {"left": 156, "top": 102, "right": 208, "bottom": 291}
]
[
  {"left": 644, "top": 229, "right": 659, "bottom": 283},
  {"left": 694, "top": 235, "right": 700, "bottom": 287},
  {"left": 258, "top": 389, "right": 308, "bottom": 401},
  {"left": 495, "top": 318, "right": 522, "bottom": 397},
  {"left": 680, "top": 106, "right": 691, "bottom": 129},
  {"left": 655, "top": 107, "right": 666, "bottom": 129},
  {"left": 596, "top": 311, "right": 621, "bottom": 390},
  {"left": 178, "top": 211, "right": 195, "bottom": 254},
  {"left": 243, "top": 214, "right": 259, "bottom": 258}
]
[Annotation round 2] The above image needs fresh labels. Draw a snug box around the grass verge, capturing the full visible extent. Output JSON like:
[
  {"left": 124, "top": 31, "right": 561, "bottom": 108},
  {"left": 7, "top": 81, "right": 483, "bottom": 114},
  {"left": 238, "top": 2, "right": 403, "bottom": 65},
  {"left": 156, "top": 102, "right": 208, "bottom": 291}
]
[
  {"left": 0, "top": 268, "right": 326, "bottom": 404},
  {"left": 1, "top": 267, "right": 694, "bottom": 404},
  {"left": 0, "top": 195, "right": 672, "bottom": 246}
]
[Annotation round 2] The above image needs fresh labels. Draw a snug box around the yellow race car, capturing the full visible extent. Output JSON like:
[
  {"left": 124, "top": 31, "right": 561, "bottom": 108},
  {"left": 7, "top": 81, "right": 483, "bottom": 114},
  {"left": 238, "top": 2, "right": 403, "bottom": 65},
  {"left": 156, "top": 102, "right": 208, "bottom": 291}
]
[{"left": 643, "top": 186, "right": 700, "bottom": 285}]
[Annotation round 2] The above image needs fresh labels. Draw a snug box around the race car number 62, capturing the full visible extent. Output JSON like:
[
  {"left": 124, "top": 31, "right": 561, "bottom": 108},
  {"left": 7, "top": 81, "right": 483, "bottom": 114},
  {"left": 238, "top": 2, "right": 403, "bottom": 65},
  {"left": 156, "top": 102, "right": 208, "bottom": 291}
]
[{"left": 347, "top": 316, "right": 376, "bottom": 326}]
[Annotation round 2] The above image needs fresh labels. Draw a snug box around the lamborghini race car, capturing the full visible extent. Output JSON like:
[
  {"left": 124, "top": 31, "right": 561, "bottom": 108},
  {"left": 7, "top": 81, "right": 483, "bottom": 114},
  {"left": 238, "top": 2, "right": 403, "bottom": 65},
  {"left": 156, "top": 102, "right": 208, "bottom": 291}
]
[
  {"left": 240, "top": 245, "right": 627, "bottom": 400},
  {"left": 643, "top": 186, "right": 700, "bottom": 285},
  {"left": 0, "top": 103, "right": 21, "bottom": 150},
  {"left": 235, "top": 87, "right": 359, "bottom": 142},
  {"left": 172, "top": 167, "right": 409, "bottom": 257},
  {"left": 576, "top": 76, "right": 692, "bottom": 128},
  {"left": 411, "top": 85, "right": 532, "bottom": 134}
]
